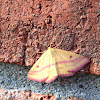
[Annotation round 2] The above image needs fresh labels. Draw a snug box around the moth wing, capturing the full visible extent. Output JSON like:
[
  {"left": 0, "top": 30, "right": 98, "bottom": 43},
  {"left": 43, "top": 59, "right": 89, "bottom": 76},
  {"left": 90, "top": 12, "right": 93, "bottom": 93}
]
[
  {"left": 54, "top": 48, "right": 89, "bottom": 76},
  {"left": 27, "top": 50, "right": 50, "bottom": 82},
  {"left": 45, "top": 56, "right": 58, "bottom": 83}
]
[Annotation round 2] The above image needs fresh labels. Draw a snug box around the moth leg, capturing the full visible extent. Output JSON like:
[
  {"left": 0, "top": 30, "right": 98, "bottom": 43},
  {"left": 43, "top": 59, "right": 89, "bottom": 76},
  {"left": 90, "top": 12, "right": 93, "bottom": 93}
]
[
  {"left": 36, "top": 52, "right": 44, "bottom": 53},
  {"left": 72, "top": 48, "right": 81, "bottom": 53}
]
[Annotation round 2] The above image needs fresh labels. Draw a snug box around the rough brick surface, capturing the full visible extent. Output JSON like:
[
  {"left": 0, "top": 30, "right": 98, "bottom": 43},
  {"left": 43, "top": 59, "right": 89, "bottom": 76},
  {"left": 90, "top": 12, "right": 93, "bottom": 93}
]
[
  {"left": 68, "top": 98, "right": 84, "bottom": 100},
  {"left": 0, "top": 89, "right": 56, "bottom": 100},
  {"left": 0, "top": 0, "right": 100, "bottom": 75}
]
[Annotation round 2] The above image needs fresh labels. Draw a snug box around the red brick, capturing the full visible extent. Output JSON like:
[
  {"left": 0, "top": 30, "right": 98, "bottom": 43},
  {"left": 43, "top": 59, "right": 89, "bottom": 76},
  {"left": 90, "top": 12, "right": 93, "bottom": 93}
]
[{"left": 0, "top": 0, "right": 100, "bottom": 75}]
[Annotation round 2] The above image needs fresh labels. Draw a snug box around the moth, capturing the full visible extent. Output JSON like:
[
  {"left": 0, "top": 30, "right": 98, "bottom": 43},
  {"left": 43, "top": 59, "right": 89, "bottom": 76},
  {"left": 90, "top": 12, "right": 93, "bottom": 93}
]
[{"left": 27, "top": 33, "right": 89, "bottom": 83}]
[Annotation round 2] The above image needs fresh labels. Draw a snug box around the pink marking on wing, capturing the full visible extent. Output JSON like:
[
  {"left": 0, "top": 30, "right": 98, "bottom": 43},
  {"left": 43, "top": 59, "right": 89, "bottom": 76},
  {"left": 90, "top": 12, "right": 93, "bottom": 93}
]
[
  {"left": 37, "top": 66, "right": 39, "bottom": 68},
  {"left": 60, "top": 61, "right": 67, "bottom": 64},
  {"left": 70, "top": 56, "right": 72, "bottom": 58},
  {"left": 55, "top": 62, "right": 58, "bottom": 64},
  {"left": 45, "top": 76, "right": 57, "bottom": 83},
  {"left": 30, "top": 57, "right": 88, "bottom": 74},
  {"left": 27, "top": 75, "right": 48, "bottom": 82},
  {"left": 68, "top": 59, "right": 90, "bottom": 73},
  {"left": 45, "top": 73, "right": 74, "bottom": 83},
  {"left": 58, "top": 57, "right": 84, "bottom": 64}
]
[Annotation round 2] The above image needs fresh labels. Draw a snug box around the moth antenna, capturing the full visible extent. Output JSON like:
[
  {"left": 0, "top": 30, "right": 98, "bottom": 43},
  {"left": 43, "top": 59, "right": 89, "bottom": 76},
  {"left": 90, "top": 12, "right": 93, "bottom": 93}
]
[
  {"left": 50, "top": 32, "right": 60, "bottom": 47},
  {"left": 54, "top": 35, "right": 64, "bottom": 48},
  {"left": 72, "top": 48, "right": 81, "bottom": 53},
  {"left": 50, "top": 29, "right": 64, "bottom": 48},
  {"left": 36, "top": 51, "right": 45, "bottom": 54},
  {"left": 35, "top": 41, "right": 48, "bottom": 48}
]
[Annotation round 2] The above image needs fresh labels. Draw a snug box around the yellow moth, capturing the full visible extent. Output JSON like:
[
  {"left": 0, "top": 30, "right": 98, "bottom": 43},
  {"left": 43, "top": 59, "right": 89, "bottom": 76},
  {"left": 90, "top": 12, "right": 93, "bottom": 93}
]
[
  {"left": 27, "top": 47, "right": 89, "bottom": 83},
  {"left": 27, "top": 32, "right": 89, "bottom": 83}
]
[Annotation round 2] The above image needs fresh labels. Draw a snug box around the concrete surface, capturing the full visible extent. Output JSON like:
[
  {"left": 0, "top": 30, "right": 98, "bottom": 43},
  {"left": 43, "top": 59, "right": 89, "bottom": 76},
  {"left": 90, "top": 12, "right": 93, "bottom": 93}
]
[{"left": 0, "top": 63, "right": 100, "bottom": 100}]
